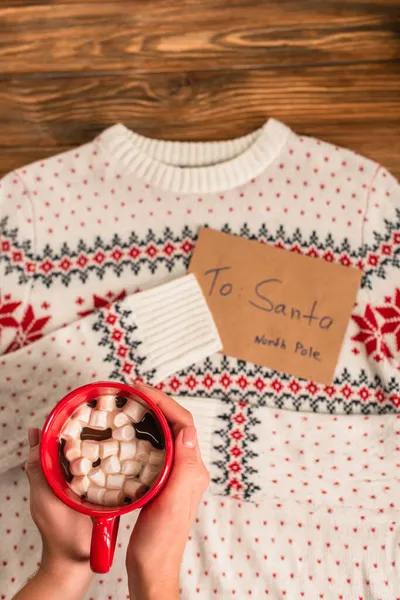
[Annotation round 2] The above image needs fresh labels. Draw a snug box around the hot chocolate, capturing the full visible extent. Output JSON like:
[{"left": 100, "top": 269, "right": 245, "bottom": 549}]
[{"left": 59, "top": 394, "right": 166, "bottom": 506}]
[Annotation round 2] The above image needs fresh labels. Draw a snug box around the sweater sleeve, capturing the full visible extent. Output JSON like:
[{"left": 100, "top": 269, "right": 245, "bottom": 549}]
[
  {"left": 0, "top": 171, "right": 222, "bottom": 474},
  {"left": 0, "top": 273, "right": 222, "bottom": 474}
]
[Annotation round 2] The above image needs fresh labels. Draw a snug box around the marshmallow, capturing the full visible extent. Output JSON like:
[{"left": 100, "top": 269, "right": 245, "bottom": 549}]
[
  {"left": 81, "top": 440, "right": 100, "bottom": 462},
  {"left": 123, "top": 399, "right": 147, "bottom": 423},
  {"left": 61, "top": 419, "right": 82, "bottom": 440},
  {"left": 107, "top": 411, "right": 117, "bottom": 428},
  {"left": 73, "top": 404, "right": 92, "bottom": 424},
  {"left": 87, "top": 486, "right": 106, "bottom": 505},
  {"left": 104, "top": 490, "right": 124, "bottom": 506},
  {"left": 107, "top": 474, "right": 125, "bottom": 490},
  {"left": 102, "top": 455, "right": 121, "bottom": 474},
  {"left": 121, "top": 459, "right": 142, "bottom": 476},
  {"left": 100, "top": 439, "right": 119, "bottom": 459},
  {"left": 70, "top": 475, "right": 90, "bottom": 496},
  {"left": 124, "top": 478, "right": 146, "bottom": 499},
  {"left": 97, "top": 395, "right": 116, "bottom": 412},
  {"left": 70, "top": 457, "right": 92, "bottom": 476},
  {"left": 140, "top": 464, "right": 161, "bottom": 486},
  {"left": 136, "top": 440, "right": 152, "bottom": 463},
  {"left": 112, "top": 424, "right": 135, "bottom": 441},
  {"left": 119, "top": 440, "right": 137, "bottom": 461},
  {"left": 89, "top": 468, "right": 106, "bottom": 487},
  {"left": 89, "top": 410, "right": 109, "bottom": 429},
  {"left": 149, "top": 450, "right": 165, "bottom": 467},
  {"left": 113, "top": 411, "right": 130, "bottom": 427},
  {"left": 64, "top": 439, "right": 81, "bottom": 462}
]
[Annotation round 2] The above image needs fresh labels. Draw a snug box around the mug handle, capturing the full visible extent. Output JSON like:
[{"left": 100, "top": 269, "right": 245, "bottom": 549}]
[{"left": 90, "top": 516, "right": 120, "bottom": 573}]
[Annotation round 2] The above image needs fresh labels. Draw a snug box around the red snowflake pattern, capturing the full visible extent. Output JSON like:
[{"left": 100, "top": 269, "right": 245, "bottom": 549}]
[
  {"left": 352, "top": 305, "right": 392, "bottom": 361},
  {"left": 5, "top": 305, "right": 51, "bottom": 354},
  {"left": 376, "top": 289, "right": 400, "bottom": 352}
]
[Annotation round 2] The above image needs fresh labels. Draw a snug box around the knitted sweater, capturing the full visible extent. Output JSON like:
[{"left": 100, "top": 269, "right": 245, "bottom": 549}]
[{"left": 0, "top": 120, "right": 399, "bottom": 599}]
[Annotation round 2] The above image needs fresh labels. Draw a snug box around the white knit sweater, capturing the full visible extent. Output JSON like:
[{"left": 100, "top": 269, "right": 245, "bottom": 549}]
[{"left": 0, "top": 120, "right": 399, "bottom": 599}]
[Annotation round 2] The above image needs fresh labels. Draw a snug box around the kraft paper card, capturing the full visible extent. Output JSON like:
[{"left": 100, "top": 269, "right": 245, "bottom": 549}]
[{"left": 189, "top": 228, "right": 362, "bottom": 384}]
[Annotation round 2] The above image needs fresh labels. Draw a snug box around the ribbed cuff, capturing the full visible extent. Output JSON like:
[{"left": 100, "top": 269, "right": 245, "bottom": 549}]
[{"left": 128, "top": 274, "right": 222, "bottom": 383}]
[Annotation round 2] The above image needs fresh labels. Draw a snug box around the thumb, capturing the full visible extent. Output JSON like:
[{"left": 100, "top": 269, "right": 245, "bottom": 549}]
[
  {"left": 169, "top": 426, "right": 209, "bottom": 493},
  {"left": 25, "top": 427, "right": 44, "bottom": 482},
  {"left": 174, "top": 426, "right": 199, "bottom": 468}
]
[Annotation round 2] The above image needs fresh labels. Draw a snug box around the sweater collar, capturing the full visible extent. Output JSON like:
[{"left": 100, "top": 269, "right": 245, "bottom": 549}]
[{"left": 99, "top": 119, "right": 291, "bottom": 194}]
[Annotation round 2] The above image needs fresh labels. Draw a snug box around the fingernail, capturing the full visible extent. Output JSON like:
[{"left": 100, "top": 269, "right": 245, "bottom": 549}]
[
  {"left": 28, "top": 427, "right": 39, "bottom": 448},
  {"left": 182, "top": 426, "right": 197, "bottom": 448}
]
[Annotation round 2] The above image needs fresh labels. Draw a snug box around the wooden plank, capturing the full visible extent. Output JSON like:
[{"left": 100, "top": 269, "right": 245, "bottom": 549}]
[
  {"left": 0, "top": 64, "right": 398, "bottom": 145},
  {"left": 0, "top": 63, "right": 399, "bottom": 177},
  {"left": 5, "top": 0, "right": 400, "bottom": 7},
  {"left": 0, "top": 1, "right": 399, "bottom": 74},
  {"left": 0, "top": 148, "right": 63, "bottom": 174}
]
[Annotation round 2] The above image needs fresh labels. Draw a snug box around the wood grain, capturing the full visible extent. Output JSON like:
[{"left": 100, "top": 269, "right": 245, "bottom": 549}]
[
  {"left": 1, "top": 64, "right": 398, "bottom": 144},
  {"left": 0, "top": 0, "right": 399, "bottom": 180},
  {"left": 1, "top": 1, "right": 399, "bottom": 74},
  {"left": 0, "top": 61, "right": 399, "bottom": 177}
]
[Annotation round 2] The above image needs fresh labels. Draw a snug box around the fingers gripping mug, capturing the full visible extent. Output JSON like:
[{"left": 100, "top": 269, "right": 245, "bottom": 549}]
[{"left": 40, "top": 382, "right": 174, "bottom": 573}]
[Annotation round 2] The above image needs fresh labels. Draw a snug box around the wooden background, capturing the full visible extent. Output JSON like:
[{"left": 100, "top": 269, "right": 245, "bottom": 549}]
[{"left": 0, "top": 0, "right": 399, "bottom": 178}]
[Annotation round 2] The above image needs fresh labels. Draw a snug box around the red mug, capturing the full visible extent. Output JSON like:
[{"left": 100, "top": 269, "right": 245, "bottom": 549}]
[{"left": 40, "top": 381, "right": 174, "bottom": 574}]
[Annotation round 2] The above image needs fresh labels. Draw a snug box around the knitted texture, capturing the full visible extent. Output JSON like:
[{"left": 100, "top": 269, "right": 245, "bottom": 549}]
[
  {"left": 1, "top": 120, "right": 399, "bottom": 598},
  {"left": 1, "top": 409, "right": 398, "bottom": 600}
]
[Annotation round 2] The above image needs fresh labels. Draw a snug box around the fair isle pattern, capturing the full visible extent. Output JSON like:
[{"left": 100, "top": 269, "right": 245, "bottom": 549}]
[
  {"left": 362, "top": 207, "right": 400, "bottom": 290},
  {"left": 0, "top": 291, "right": 53, "bottom": 354},
  {"left": 3, "top": 216, "right": 400, "bottom": 288},
  {"left": 376, "top": 289, "right": 400, "bottom": 352},
  {"left": 352, "top": 305, "right": 392, "bottom": 362},
  {"left": 4, "top": 304, "right": 51, "bottom": 354},
  {"left": 155, "top": 356, "right": 400, "bottom": 414},
  {"left": 89, "top": 301, "right": 400, "bottom": 501},
  {"left": 352, "top": 288, "right": 400, "bottom": 366},
  {"left": 212, "top": 398, "right": 261, "bottom": 500},
  {"left": 0, "top": 218, "right": 33, "bottom": 285},
  {"left": 91, "top": 301, "right": 157, "bottom": 383},
  {"left": 0, "top": 219, "right": 195, "bottom": 286},
  {"left": 2, "top": 283, "right": 400, "bottom": 411},
  {"left": 1, "top": 122, "right": 400, "bottom": 600}
]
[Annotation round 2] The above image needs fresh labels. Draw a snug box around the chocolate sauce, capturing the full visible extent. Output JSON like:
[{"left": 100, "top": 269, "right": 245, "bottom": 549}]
[
  {"left": 81, "top": 427, "right": 112, "bottom": 441},
  {"left": 134, "top": 413, "right": 164, "bottom": 450},
  {"left": 87, "top": 399, "right": 97, "bottom": 408},
  {"left": 58, "top": 439, "right": 73, "bottom": 483},
  {"left": 136, "top": 485, "right": 149, "bottom": 499},
  {"left": 115, "top": 396, "right": 128, "bottom": 409},
  {"left": 92, "top": 458, "right": 101, "bottom": 468}
]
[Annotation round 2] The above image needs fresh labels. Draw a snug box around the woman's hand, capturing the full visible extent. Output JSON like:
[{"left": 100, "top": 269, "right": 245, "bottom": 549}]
[
  {"left": 13, "top": 428, "right": 93, "bottom": 600},
  {"left": 126, "top": 383, "right": 210, "bottom": 600}
]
